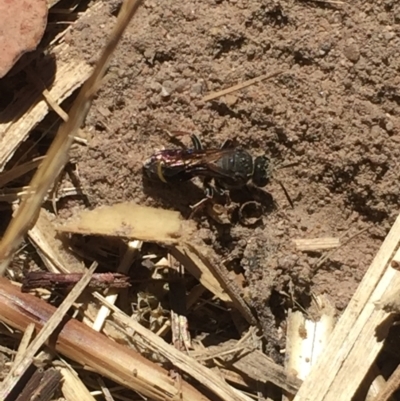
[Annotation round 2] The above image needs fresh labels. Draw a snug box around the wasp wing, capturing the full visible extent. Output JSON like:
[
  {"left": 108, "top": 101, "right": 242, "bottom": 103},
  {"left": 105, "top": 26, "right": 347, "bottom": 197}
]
[
  {"left": 143, "top": 149, "right": 212, "bottom": 182},
  {"left": 143, "top": 148, "right": 245, "bottom": 184}
]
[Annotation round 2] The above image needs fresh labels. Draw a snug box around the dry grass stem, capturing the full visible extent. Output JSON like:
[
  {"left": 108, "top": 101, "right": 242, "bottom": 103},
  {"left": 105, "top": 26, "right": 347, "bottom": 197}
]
[
  {"left": 92, "top": 240, "right": 142, "bottom": 332},
  {"left": 0, "top": 58, "right": 92, "bottom": 170},
  {"left": 202, "top": 71, "right": 284, "bottom": 102},
  {"left": 0, "top": 157, "right": 44, "bottom": 188},
  {"left": 59, "top": 364, "right": 97, "bottom": 401},
  {"left": 12, "top": 323, "right": 35, "bottom": 367},
  {"left": 28, "top": 209, "right": 85, "bottom": 274},
  {"left": 178, "top": 243, "right": 256, "bottom": 325},
  {"left": 0, "top": 263, "right": 97, "bottom": 399},
  {"left": 232, "top": 350, "right": 302, "bottom": 395},
  {"left": 26, "top": 67, "right": 87, "bottom": 144},
  {"left": 15, "top": 368, "right": 62, "bottom": 401},
  {"left": 171, "top": 245, "right": 231, "bottom": 302},
  {"left": 94, "top": 292, "right": 254, "bottom": 401},
  {"left": 0, "top": 0, "right": 145, "bottom": 276},
  {"left": 0, "top": 275, "right": 208, "bottom": 401},
  {"left": 293, "top": 214, "right": 400, "bottom": 401}
]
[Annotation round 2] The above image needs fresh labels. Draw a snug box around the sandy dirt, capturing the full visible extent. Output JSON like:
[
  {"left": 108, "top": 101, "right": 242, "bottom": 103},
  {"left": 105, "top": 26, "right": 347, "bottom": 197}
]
[{"left": 58, "top": 0, "right": 400, "bottom": 359}]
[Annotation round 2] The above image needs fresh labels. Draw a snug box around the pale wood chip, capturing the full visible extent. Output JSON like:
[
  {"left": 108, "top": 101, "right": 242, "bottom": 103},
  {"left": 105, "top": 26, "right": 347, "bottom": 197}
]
[{"left": 293, "top": 237, "right": 340, "bottom": 251}]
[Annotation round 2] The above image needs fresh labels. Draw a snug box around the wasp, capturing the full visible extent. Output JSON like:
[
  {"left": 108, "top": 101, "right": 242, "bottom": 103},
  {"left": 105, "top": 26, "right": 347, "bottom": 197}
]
[{"left": 143, "top": 135, "right": 272, "bottom": 197}]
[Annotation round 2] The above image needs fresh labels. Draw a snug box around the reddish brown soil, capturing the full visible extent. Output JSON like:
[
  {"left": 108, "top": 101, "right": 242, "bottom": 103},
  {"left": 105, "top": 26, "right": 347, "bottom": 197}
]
[{"left": 64, "top": 0, "right": 399, "bottom": 358}]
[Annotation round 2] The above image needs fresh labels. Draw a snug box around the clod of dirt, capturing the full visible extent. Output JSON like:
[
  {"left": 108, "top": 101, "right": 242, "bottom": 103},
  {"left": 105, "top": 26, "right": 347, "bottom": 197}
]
[
  {"left": 0, "top": 0, "right": 48, "bottom": 78},
  {"left": 343, "top": 42, "right": 360, "bottom": 63}
]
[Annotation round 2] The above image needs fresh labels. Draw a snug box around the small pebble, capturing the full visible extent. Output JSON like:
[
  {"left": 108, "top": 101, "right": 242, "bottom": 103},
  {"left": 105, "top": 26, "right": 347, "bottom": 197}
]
[
  {"left": 319, "top": 41, "right": 332, "bottom": 56},
  {"left": 161, "top": 80, "right": 174, "bottom": 97},
  {"left": 143, "top": 49, "right": 155, "bottom": 63},
  {"left": 384, "top": 31, "right": 395, "bottom": 41},
  {"left": 149, "top": 81, "right": 162, "bottom": 93},
  {"left": 160, "top": 87, "right": 170, "bottom": 97},
  {"left": 279, "top": 257, "right": 296, "bottom": 271},
  {"left": 343, "top": 43, "right": 360, "bottom": 63},
  {"left": 370, "top": 125, "right": 381, "bottom": 136},
  {"left": 225, "top": 94, "right": 238, "bottom": 106},
  {"left": 191, "top": 82, "right": 203, "bottom": 95},
  {"left": 385, "top": 120, "right": 394, "bottom": 132}
]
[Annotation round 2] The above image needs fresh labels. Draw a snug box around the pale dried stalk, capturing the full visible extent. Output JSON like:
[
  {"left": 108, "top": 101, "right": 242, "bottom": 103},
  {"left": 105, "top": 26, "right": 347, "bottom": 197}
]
[
  {"left": 12, "top": 323, "right": 35, "bottom": 367},
  {"left": 0, "top": 2, "right": 112, "bottom": 173},
  {"left": 285, "top": 297, "right": 335, "bottom": 383},
  {"left": 59, "top": 364, "right": 97, "bottom": 401},
  {"left": 0, "top": 59, "right": 91, "bottom": 171},
  {"left": 92, "top": 240, "right": 142, "bottom": 332},
  {"left": 25, "top": 67, "right": 87, "bottom": 144},
  {"left": 0, "top": 157, "right": 44, "bottom": 188},
  {"left": 232, "top": 350, "right": 302, "bottom": 395},
  {"left": 28, "top": 209, "right": 84, "bottom": 274}
]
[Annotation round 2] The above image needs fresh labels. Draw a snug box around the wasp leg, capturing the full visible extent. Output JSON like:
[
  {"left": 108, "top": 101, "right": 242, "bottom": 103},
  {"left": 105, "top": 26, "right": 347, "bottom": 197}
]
[
  {"left": 202, "top": 177, "right": 216, "bottom": 198},
  {"left": 220, "top": 138, "right": 236, "bottom": 149},
  {"left": 190, "top": 196, "right": 210, "bottom": 211},
  {"left": 190, "top": 134, "right": 203, "bottom": 150},
  {"left": 165, "top": 130, "right": 192, "bottom": 148},
  {"left": 189, "top": 177, "right": 215, "bottom": 217},
  {"left": 214, "top": 180, "right": 231, "bottom": 205},
  {"left": 189, "top": 194, "right": 212, "bottom": 219}
]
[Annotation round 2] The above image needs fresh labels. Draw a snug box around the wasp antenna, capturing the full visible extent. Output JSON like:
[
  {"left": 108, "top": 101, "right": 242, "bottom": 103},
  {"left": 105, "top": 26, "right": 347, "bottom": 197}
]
[
  {"left": 164, "top": 130, "right": 191, "bottom": 148},
  {"left": 190, "top": 134, "right": 203, "bottom": 150},
  {"left": 276, "top": 178, "right": 294, "bottom": 208}
]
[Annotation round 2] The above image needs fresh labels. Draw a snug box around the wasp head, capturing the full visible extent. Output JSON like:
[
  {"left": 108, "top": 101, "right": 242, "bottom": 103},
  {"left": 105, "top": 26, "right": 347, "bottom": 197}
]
[{"left": 252, "top": 155, "right": 271, "bottom": 187}]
